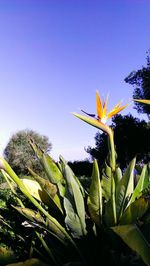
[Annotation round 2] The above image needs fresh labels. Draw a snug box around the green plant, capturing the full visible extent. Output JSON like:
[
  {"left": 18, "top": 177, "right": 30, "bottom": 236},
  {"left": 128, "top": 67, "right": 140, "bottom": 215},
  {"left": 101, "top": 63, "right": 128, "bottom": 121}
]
[
  {"left": 73, "top": 91, "right": 150, "bottom": 265},
  {"left": 0, "top": 185, "right": 38, "bottom": 265},
  {"left": 0, "top": 92, "right": 150, "bottom": 265}
]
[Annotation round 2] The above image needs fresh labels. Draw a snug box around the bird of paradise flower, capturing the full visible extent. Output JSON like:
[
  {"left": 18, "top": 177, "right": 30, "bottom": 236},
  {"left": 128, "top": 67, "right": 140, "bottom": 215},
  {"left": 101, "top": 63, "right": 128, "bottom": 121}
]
[
  {"left": 73, "top": 91, "right": 129, "bottom": 134},
  {"left": 73, "top": 91, "right": 129, "bottom": 171}
]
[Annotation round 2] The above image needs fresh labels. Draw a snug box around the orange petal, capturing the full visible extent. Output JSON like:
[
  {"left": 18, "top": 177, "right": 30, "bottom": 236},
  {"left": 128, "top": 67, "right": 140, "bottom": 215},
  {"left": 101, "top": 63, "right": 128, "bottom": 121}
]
[
  {"left": 102, "top": 94, "right": 109, "bottom": 119},
  {"left": 107, "top": 104, "right": 129, "bottom": 118},
  {"left": 111, "top": 100, "right": 123, "bottom": 111},
  {"left": 96, "top": 91, "right": 103, "bottom": 119}
]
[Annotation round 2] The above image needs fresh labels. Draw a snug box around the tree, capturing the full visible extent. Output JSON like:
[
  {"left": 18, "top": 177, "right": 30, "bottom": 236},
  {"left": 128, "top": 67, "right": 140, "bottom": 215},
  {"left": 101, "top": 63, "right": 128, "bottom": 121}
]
[
  {"left": 86, "top": 114, "right": 150, "bottom": 169},
  {"left": 4, "top": 129, "right": 52, "bottom": 175},
  {"left": 125, "top": 50, "right": 150, "bottom": 117},
  {"left": 68, "top": 159, "right": 92, "bottom": 177},
  {"left": 68, "top": 160, "right": 92, "bottom": 190}
]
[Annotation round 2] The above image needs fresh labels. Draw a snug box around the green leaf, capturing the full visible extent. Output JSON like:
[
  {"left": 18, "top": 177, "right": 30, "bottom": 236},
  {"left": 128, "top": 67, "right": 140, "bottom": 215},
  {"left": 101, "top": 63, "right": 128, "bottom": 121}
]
[
  {"left": 13, "top": 207, "right": 69, "bottom": 247},
  {"left": 59, "top": 156, "right": 86, "bottom": 197},
  {"left": 42, "top": 154, "right": 63, "bottom": 184},
  {"left": 119, "top": 197, "right": 149, "bottom": 225},
  {"left": 142, "top": 164, "right": 150, "bottom": 194},
  {"left": 14, "top": 206, "right": 69, "bottom": 247},
  {"left": 35, "top": 231, "right": 57, "bottom": 265},
  {"left": 112, "top": 224, "right": 150, "bottom": 265},
  {"left": 72, "top": 112, "right": 111, "bottom": 134},
  {"left": 29, "top": 140, "right": 65, "bottom": 197},
  {"left": 88, "top": 159, "right": 102, "bottom": 226},
  {"left": 114, "top": 167, "right": 122, "bottom": 185},
  {"left": 28, "top": 169, "right": 63, "bottom": 213},
  {"left": 116, "top": 158, "right": 136, "bottom": 221},
  {"left": 0, "top": 158, "right": 77, "bottom": 249},
  {"left": 28, "top": 170, "right": 57, "bottom": 198},
  {"left": 42, "top": 154, "right": 66, "bottom": 197},
  {"left": 101, "top": 162, "right": 112, "bottom": 201},
  {"left": 64, "top": 198, "right": 84, "bottom": 238},
  {"left": 64, "top": 164, "right": 87, "bottom": 238},
  {"left": 130, "top": 164, "right": 150, "bottom": 203},
  {"left": 21, "top": 176, "right": 51, "bottom": 204},
  {"left": 104, "top": 175, "right": 117, "bottom": 226},
  {"left": 111, "top": 173, "right": 117, "bottom": 225},
  {"left": 101, "top": 160, "right": 117, "bottom": 226},
  {"left": 13, "top": 206, "right": 45, "bottom": 224}
]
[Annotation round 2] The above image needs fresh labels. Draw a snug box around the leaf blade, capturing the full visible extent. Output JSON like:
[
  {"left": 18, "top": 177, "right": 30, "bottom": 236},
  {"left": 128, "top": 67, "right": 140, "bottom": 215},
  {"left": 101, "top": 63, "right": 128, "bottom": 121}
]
[
  {"left": 116, "top": 158, "right": 136, "bottom": 221},
  {"left": 88, "top": 159, "right": 102, "bottom": 226},
  {"left": 112, "top": 224, "right": 150, "bottom": 266},
  {"left": 64, "top": 164, "right": 87, "bottom": 238}
]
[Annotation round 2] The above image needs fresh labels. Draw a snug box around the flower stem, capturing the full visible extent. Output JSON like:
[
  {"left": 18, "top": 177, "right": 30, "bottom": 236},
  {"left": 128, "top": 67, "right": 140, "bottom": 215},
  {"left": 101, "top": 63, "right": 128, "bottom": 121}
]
[
  {"left": 107, "top": 127, "right": 116, "bottom": 172},
  {"left": 107, "top": 127, "right": 117, "bottom": 224}
]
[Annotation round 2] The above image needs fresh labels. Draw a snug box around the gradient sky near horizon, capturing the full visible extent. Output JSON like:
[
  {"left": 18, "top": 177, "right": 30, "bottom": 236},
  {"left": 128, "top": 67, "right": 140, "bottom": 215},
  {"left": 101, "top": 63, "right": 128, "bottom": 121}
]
[{"left": 0, "top": 0, "right": 149, "bottom": 161}]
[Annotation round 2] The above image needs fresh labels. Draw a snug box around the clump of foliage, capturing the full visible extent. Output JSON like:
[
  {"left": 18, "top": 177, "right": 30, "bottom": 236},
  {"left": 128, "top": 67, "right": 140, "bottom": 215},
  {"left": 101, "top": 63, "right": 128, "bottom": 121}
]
[
  {"left": 0, "top": 92, "right": 150, "bottom": 265},
  {"left": 0, "top": 187, "right": 35, "bottom": 265},
  {"left": 68, "top": 160, "right": 92, "bottom": 177},
  {"left": 3, "top": 129, "right": 52, "bottom": 176},
  {"left": 125, "top": 50, "right": 150, "bottom": 117}
]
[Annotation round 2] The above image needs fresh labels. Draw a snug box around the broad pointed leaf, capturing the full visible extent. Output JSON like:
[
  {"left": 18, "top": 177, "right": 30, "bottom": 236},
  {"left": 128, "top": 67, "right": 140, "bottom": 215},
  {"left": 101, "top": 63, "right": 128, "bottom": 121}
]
[
  {"left": 88, "top": 159, "right": 102, "bottom": 226},
  {"left": 59, "top": 155, "right": 85, "bottom": 197},
  {"left": 35, "top": 231, "right": 57, "bottom": 265},
  {"left": 28, "top": 168, "right": 63, "bottom": 213},
  {"left": 114, "top": 167, "right": 122, "bottom": 185},
  {"left": 116, "top": 158, "right": 136, "bottom": 221},
  {"left": 64, "top": 197, "right": 84, "bottom": 238},
  {"left": 138, "top": 165, "right": 150, "bottom": 197},
  {"left": 101, "top": 162, "right": 112, "bottom": 201},
  {"left": 13, "top": 206, "right": 45, "bottom": 224},
  {"left": 64, "top": 164, "right": 87, "bottom": 238},
  {"left": 29, "top": 140, "right": 65, "bottom": 196},
  {"left": 130, "top": 164, "right": 150, "bottom": 204},
  {"left": 112, "top": 224, "right": 150, "bottom": 266},
  {"left": 104, "top": 175, "right": 116, "bottom": 226},
  {"left": 119, "top": 197, "right": 149, "bottom": 225},
  {"left": 73, "top": 112, "right": 111, "bottom": 134},
  {"left": 21, "top": 177, "right": 51, "bottom": 204}
]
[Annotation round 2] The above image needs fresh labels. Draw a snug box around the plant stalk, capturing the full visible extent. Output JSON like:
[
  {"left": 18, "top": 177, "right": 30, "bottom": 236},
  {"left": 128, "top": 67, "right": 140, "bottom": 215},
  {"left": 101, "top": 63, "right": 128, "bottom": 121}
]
[{"left": 107, "top": 127, "right": 116, "bottom": 172}]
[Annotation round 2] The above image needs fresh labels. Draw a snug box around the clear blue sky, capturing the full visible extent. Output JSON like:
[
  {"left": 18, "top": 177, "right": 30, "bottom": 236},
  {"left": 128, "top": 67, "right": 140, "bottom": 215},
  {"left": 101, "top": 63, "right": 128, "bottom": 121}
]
[{"left": 0, "top": 0, "right": 149, "bottom": 161}]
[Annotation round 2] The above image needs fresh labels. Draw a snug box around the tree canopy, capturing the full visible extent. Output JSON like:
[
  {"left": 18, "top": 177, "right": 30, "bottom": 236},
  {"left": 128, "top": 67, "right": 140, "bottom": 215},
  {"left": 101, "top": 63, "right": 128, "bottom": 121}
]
[
  {"left": 86, "top": 114, "right": 150, "bottom": 169},
  {"left": 4, "top": 129, "right": 52, "bottom": 175},
  {"left": 125, "top": 50, "right": 150, "bottom": 117},
  {"left": 68, "top": 160, "right": 92, "bottom": 177}
]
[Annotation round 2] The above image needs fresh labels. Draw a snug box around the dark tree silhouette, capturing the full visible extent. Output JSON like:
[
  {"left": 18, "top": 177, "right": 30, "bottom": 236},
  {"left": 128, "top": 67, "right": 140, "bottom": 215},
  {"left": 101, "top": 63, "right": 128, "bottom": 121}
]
[
  {"left": 68, "top": 160, "right": 92, "bottom": 190},
  {"left": 68, "top": 160, "right": 92, "bottom": 177},
  {"left": 125, "top": 50, "right": 150, "bottom": 117},
  {"left": 86, "top": 114, "right": 150, "bottom": 169}
]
